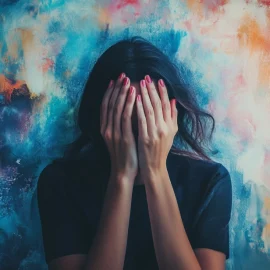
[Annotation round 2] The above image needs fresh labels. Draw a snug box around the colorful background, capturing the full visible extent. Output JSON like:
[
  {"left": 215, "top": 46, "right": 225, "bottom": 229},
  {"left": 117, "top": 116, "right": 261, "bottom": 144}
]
[{"left": 1, "top": 0, "right": 270, "bottom": 269}]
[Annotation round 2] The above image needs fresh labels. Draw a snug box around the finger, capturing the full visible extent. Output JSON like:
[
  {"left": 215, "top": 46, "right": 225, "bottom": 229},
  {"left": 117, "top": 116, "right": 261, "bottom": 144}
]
[
  {"left": 107, "top": 73, "right": 126, "bottom": 136},
  {"left": 100, "top": 79, "right": 114, "bottom": 134},
  {"left": 140, "top": 79, "right": 156, "bottom": 136},
  {"left": 122, "top": 86, "right": 136, "bottom": 140},
  {"left": 145, "top": 75, "right": 164, "bottom": 126},
  {"left": 114, "top": 76, "right": 130, "bottom": 137},
  {"left": 136, "top": 94, "right": 148, "bottom": 139},
  {"left": 158, "top": 79, "right": 171, "bottom": 122},
  {"left": 171, "top": 98, "right": 178, "bottom": 124}
]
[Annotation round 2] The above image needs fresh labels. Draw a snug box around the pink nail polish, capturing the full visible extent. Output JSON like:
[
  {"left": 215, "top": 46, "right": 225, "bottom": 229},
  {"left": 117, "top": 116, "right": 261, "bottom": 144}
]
[
  {"left": 141, "top": 80, "right": 146, "bottom": 87},
  {"left": 145, "top": 75, "right": 152, "bottom": 83},
  {"left": 160, "top": 79, "right": 164, "bottom": 87},
  {"left": 123, "top": 77, "right": 129, "bottom": 86},
  {"left": 118, "top": 73, "right": 125, "bottom": 79},
  {"left": 108, "top": 80, "right": 113, "bottom": 88}
]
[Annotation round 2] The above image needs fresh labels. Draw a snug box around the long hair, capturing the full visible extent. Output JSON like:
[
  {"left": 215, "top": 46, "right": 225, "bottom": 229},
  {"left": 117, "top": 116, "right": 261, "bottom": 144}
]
[{"left": 55, "top": 36, "right": 217, "bottom": 166}]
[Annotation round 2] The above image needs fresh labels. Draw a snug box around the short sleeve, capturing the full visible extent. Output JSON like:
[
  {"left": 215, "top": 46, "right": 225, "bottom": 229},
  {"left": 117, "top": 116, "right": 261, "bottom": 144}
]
[
  {"left": 37, "top": 163, "right": 92, "bottom": 264},
  {"left": 191, "top": 164, "right": 232, "bottom": 259}
]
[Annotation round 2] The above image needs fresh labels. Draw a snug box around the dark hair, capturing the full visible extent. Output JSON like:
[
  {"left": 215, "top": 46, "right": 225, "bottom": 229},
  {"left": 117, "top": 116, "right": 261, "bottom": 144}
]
[{"left": 56, "top": 36, "right": 217, "bottom": 165}]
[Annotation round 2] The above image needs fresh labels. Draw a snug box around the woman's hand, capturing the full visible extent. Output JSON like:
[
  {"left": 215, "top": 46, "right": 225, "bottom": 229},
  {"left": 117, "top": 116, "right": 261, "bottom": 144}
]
[
  {"left": 100, "top": 73, "right": 138, "bottom": 183},
  {"left": 136, "top": 75, "right": 178, "bottom": 176}
]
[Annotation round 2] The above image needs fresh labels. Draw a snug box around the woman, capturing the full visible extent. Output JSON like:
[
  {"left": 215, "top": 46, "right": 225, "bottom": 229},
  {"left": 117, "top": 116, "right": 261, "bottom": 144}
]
[{"left": 37, "top": 36, "right": 232, "bottom": 270}]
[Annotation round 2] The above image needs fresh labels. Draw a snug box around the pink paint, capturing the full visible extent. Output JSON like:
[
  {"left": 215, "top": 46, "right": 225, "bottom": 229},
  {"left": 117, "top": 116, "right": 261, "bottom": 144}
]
[
  {"left": 115, "top": 0, "right": 140, "bottom": 10},
  {"left": 183, "top": 20, "right": 192, "bottom": 31},
  {"left": 225, "top": 80, "right": 257, "bottom": 143},
  {"left": 234, "top": 74, "right": 246, "bottom": 89},
  {"left": 201, "top": 0, "right": 228, "bottom": 12},
  {"left": 264, "top": 150, "right": 270, "bottom": 163},
  {"left": 40, "top": 58, "right": 54, "bottom": 73},
  {"left": 262, "top": 150, "right": 270, "bottom": 187},
  {"left": 227, "top": 106, "right": 256, "bottom": 143},
  {"left": 209, "top": 70, "right": 256, "bottom": 144},
  {"left": 106, "top": 0, "right": 143, "bottom": 24},
  {"left": 258, "top": 0, "right": 270, "bottom": 6}
]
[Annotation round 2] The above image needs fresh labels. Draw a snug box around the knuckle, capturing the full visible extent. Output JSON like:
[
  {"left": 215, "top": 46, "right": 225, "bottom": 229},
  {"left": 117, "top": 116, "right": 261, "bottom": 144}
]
[
  {"left": 152, "top": 131, "right": 159, "bottom": 139},
  {"left": 158, "top": 128, "right": 166, "bottom": 137},
  {"left": 104, "top": 130, "right": 112, "bottom": 140},
  {"left": 122, "top": 112, "right": 130, "bottom": 121},
  {"left": 122, "top": 136, "right": 129, "bottom": 144},
  {"left": 147, "top": 108, "right": 153, "bottom": 116},
  {"left": 163, "top": 102, "right": 169, "bottom": 111},
  {"left": 156, "top": 101, "right": 162, "bottom": 109},
  {"left": 140, "top": 118, "right": 146, "bottom": 126},
  {"left": 144, "top": 137, "right": 151, "bottom": 145}
]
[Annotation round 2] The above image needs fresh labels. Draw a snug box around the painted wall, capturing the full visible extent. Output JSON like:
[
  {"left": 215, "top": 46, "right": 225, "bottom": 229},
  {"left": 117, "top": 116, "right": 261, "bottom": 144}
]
[{"left": 0, "top": 0, "right": 270, "bottom": 269}]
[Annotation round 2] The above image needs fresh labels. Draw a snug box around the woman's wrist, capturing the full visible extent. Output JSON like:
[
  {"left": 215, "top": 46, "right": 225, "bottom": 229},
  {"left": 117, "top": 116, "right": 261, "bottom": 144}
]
[{"left": 109, "top": 171, "right": 135, "bottom": 190}]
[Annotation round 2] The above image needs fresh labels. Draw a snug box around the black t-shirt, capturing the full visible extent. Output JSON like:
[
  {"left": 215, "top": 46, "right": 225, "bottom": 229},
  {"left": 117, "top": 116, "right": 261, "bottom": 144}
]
[{"left": 37, "top": 149, "right": 232, "bottom": 269}]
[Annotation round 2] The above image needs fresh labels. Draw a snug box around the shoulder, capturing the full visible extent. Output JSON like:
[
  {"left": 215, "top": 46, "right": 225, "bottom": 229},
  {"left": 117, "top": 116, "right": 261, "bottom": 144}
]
[
  {"left": 190, "top": 158, "right": 231, "bottom": 191},
  {"left": 189, "top": 157, "right": 231, "bottom": 186},
  {"left": 38, "top": 162, "right": 66, "bottom": 180},
  {"left": 169, "top": 152, "right": 231, "bottom": 197},
  {"left": 37, "top": 146, "right": 102, "bottom": 190},
  {"left": 174, "top": 152, "right": 229, "bottom": 178},
  {"left": 181, "top": 155, "right": 232, "bottom": 211},
  {"left": 37, "top": 162, "right": 68, "bottom": 198},
  {"left": 37, "top": 150, "right": 108, "bottom": 207}
]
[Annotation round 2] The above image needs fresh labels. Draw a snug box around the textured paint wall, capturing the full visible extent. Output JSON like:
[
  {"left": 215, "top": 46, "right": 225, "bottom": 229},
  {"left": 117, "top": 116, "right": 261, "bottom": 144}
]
[{"left": 0, "top": 0, "right": 270, "bottom": 269}]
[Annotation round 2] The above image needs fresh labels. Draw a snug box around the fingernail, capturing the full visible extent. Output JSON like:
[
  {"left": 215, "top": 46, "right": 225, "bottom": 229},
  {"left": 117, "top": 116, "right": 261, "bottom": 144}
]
[
  {"left": 108, "top": 80, "right": 113, "bottom": 88},
  {"left": 145, "top": 75, "right": 152, "bottom": 83},
  {"left": 123, "top": 77, "right": 129, "bottom": 86},
  {"left": 137, "top": 95, "right": 141, "bottom": 102},
  {"left": 129, "top": 86, "right": 134, "bottom": 95},
  {"left": 141, "top": 80, "right": 146, "bottom": 87},
  {"left": 118, "top": 73, "right": 125, "bottom": 79},
  {"left": 160, "top": 79, "right": 164, "bottom": 87}
]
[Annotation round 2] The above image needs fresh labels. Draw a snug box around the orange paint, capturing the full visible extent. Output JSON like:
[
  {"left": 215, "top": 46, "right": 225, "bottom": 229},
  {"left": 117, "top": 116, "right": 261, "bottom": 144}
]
[
  {"left": 264, "top": 197, "right": 270, "bottom": 210},
  {"left": 258, "top": 58, "right": 270, "bottom": 85},
  {"left": 95, "top": 6, "right": 112, "bottom": 27},
  {"left": 40, "top": 58, "right": 54, "bottom": 73},
  {"left": 7, "top": 31, "right": 19, "bottom": 60},
  {"left": 237, "top": 14, "right": 270, "bottom": 86},
  {"left": 17, "top": 28, "right": 34, "bottom": 55},
  {"left": 187, "top": 0, "right": 228, "bottom": 13},
  {"left": 187, "top": 0, "right": 203, "bottom": 13},
  {"left": 0, "top": 74, "right": 26, "bottom": 103},
  {"left": 237, "top": 15, "right": 270, "bottom": 53}
]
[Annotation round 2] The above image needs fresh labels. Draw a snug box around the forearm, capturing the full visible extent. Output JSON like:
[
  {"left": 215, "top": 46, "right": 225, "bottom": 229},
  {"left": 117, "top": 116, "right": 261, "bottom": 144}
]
[
  {"left": 144, "top": 168, "right": 201, "bottom": 270},
  {"left": 85, "top": 174, "right": 134, "bottom": 270}
]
